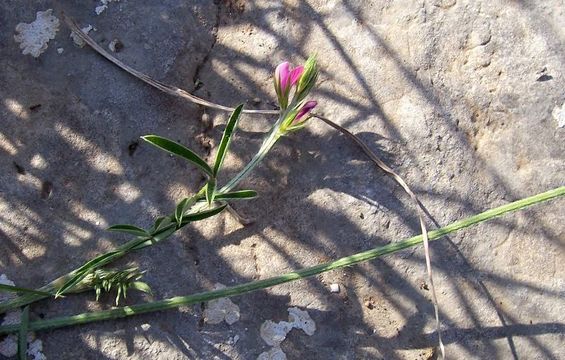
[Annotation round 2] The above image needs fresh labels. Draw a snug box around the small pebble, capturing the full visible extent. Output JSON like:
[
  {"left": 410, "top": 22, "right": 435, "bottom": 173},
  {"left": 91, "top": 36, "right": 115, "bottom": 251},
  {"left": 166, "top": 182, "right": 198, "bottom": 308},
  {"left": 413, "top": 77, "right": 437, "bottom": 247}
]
[
  {"left": 108, "top": 38, "right": 124, "bottom": 53},
  {"left": 57, "top": 47, "right": 64, "bottom": 54},
  {"left": 330, "top": 283, "right": 340, "bottom": 293}
]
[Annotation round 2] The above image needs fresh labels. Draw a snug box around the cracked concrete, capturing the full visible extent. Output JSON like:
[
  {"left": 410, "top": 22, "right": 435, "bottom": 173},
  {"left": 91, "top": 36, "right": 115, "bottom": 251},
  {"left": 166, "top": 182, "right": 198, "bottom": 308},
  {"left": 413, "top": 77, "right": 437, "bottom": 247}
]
[{"left": 1, "top": 0, "right": 564, "bottom": 359}]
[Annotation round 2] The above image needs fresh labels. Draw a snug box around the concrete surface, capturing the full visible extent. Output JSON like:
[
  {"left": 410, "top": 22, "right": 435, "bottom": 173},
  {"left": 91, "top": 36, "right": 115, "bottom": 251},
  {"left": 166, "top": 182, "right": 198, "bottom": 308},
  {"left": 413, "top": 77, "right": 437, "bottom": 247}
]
[{"left": 1, "top": 0, "right": 564, "bottom": 359}]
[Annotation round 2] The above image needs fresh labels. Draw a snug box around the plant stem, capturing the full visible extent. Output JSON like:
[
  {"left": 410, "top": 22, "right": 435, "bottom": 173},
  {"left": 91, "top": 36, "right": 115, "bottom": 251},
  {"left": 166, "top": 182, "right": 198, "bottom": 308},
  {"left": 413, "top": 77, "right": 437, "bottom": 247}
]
[{"left": 1, "top": 186, "right": 562, "bottom": 335}]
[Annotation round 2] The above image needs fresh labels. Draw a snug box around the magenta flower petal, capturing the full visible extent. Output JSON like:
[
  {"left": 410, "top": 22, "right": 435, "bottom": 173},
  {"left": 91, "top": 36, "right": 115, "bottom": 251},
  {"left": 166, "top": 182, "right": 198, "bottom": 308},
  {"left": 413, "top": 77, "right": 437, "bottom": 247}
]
[
  {"left": 275, "top": 62, "right": 291, "bottom": 92},
  {"left": 295, "top": 100, "right": 317, "bottom": 122},
  {"left": 289, "top": 66, "right": 304, "bottom": 86}
]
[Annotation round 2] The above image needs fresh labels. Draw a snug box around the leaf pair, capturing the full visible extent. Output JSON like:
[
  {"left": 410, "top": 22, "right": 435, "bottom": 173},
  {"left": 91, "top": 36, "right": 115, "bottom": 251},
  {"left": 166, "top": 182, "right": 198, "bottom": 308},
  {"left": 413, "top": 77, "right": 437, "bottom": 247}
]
[{"left": 142, "top": 105, "right": 244, "bottom": 205}]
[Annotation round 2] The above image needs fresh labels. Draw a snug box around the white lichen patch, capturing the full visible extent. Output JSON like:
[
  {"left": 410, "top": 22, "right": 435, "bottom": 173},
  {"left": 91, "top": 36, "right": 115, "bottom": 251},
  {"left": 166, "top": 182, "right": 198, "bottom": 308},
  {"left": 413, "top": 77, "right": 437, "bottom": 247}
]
[
  {"left": 0, "top": 335, "right": 18, "bottom": 357},
  {"left": 70, "top": 25, "right": 93, "bottom": 48},
  {"left": 260, "top": 320, "right": 293, "bottom": 347},
  {"left": 95, "top": 0, "right": 120, "bottom": 15},
  {"left": 287, "top": 307, "right": 316, "bottom": 336},
  {"left": 14, "top": 9, "right": 60, "bottom": 58},
  {"left": 258, "top": 307, "right": 316, "bottom": 359},
  {"left": 552, "top": 103, "right": 565, "bottom": 128},
  {"left": 95, "top": 5, "right": 108, "bottom": 15},
  {"left": 203, "top": 284, "right": 240, "bottom": 325},
  {"left": 27, "top": 339, "right": 47, "bottom": 360},
  {"left": 257, "top": 346, "right": 287, "bottom": 360}
]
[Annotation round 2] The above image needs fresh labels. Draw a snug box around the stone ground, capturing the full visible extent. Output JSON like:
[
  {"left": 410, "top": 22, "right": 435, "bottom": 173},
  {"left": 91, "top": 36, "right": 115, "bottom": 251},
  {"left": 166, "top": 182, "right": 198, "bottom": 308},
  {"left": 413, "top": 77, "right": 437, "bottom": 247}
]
[{"left": 1, "top": 0, "right": 564, "bottom": 359}]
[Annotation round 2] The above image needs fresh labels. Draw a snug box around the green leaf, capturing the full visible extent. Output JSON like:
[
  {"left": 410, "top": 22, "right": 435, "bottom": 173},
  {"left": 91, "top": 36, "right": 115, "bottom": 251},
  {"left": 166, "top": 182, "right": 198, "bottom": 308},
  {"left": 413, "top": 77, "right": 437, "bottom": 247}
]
[
  {"left": 148, "top": 217, "right": 165, "bottom": 233},
  {"left": 151, "top": 223, "right": 176, "bottom": 242},
  {"left": 206, "top": 179, "right": 216, "bottom": 205},
  {"left": 214, "top": 190, "right": 258, "bottom": 201},
  {"left": 0, "top": 284, "right": 50, "bottom": 296},
  {"left": 142, "top": 135, "right": 213, "bottom": 177},
  {"left": 213, "top": 104, "right": 243, "bottom": 176},
  {"left": 107, "top": 224, "right": 149, "bottom": 237},
  {"left": 154, "top": 216, "right": 173, "bottom": 232},
  {"left": 181, "top": 203, "right": 227, "bottom": 225},
  {"left": 18, "top": 306, "right": 29, "bottom": 360},
  {"left": 175, "top": 197, "right": 197, "bottom": 226},
  {"left": 130, "top": 281, "right": 152, "bottom": 295},
  {"left": 131, "top": 222, "right": 176, "bottom": 251}
]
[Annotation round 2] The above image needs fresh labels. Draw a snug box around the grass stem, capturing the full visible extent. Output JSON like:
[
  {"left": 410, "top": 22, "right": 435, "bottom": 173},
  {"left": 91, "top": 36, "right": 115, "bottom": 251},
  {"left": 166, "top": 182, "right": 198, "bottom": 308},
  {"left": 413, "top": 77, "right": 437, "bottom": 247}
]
[{"left": 1, "top": 186, "right": 562, "bottom": 335}]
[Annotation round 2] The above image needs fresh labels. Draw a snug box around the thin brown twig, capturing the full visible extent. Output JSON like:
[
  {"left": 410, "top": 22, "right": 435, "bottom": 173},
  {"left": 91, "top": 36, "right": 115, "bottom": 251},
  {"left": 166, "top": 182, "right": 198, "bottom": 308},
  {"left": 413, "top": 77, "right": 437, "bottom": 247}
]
[
  {"left": 63, "top": 13, "right": 444, "bottom": 357},
  {"left": 62, "top": 14, "right": 278, "bottom": 116}
]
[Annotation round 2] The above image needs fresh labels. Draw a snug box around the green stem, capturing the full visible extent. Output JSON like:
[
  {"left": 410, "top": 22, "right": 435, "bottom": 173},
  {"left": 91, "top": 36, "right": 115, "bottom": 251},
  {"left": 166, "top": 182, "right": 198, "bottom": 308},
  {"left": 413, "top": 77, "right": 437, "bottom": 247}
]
[{"left": 2, "top": 186, "right": 562, "bottom": 335}]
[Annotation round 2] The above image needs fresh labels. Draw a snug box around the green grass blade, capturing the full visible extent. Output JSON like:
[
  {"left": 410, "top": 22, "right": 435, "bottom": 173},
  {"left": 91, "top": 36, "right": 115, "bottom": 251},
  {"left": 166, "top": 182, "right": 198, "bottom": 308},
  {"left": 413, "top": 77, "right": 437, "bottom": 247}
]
[
  {"left": 17, "top": 305, "right": 29, "bottom": 360},
  {"left": 0, "top": 284, "right": 51, "bottom": 297},
  {"left": 213, "top": 104, "right": 243, "bottom": 176},
  {"left": 214, "top": 190, "right": 257, "bottom": 201},
  {"left": 141, "top": 135, "right": 213, "bottom": 177},
  {"left": 0, "top": 186, "right": 560, "bottom": 335},
  {"left": 107, "top": 224, "right": 149, "bottom": 237}
]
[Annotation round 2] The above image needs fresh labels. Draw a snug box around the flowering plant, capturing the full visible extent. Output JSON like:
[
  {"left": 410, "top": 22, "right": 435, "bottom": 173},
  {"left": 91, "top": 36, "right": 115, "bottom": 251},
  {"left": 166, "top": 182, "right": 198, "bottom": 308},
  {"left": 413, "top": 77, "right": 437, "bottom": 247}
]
[{"left": 0, "top": 56, "right": 319, "bottom": 312}]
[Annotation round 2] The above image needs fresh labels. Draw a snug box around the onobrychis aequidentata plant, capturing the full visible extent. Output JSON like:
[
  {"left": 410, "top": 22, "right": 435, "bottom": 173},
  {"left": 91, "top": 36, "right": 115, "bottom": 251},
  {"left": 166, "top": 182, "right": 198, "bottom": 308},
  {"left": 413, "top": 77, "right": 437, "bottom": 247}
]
[{"left": 0, "top": 55, "right": 319, "bottom": 313}]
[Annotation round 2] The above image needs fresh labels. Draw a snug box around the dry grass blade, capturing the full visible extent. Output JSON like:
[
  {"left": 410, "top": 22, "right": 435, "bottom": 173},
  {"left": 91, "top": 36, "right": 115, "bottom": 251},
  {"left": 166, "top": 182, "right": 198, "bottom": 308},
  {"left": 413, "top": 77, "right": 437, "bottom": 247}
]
[
  {"left": 62, "top": 14, "right": 278, "bottom": 116},
  {"left": 313, "top": 114, "right": 445, "bottom": 358}
]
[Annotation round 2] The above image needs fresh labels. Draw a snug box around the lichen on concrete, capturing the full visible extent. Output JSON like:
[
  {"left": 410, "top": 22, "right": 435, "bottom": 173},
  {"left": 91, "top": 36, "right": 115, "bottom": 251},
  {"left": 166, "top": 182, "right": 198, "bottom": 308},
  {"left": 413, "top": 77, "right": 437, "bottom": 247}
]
[
  {"left": 259, "top": 307, "right": 316, "bottom": 358},
  {"left": 13, "top": 9, "right": 59, "bottom": 58},
  {"left": 203, "top": 283, "right": 241, "bottom": 325}
]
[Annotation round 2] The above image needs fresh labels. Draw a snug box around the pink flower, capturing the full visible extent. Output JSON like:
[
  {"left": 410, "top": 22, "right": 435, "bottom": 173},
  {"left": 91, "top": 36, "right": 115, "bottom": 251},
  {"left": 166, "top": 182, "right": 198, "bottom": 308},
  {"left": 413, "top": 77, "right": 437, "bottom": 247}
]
[
  {"left": 289, "top": 66, "right": 304, "bottom": 87},
  {"left": 294, "top": 100, "right": 317, "bottom": 123},
  {"left": 274, "top": 62, "right": 305, "bottom": 109},
  {"left": 275, "top": 62, "right": 291, "bottom": 93}
]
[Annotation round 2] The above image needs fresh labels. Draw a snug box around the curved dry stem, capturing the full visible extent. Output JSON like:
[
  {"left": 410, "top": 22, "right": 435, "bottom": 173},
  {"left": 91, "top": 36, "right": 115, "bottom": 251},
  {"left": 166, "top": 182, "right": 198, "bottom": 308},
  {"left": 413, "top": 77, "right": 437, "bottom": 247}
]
[
  {"left": 313, "top": 114, "right": 444, "bottom": 356},
  {"left": 62, "top": 14, "right": 278, "bottom": 116}
]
